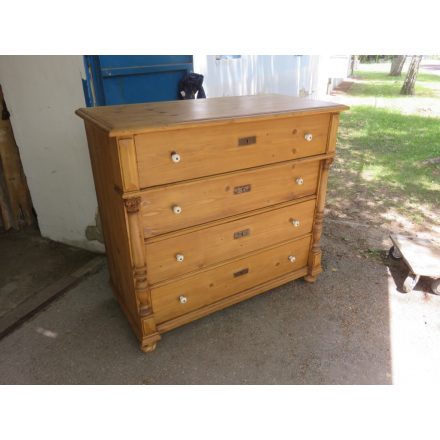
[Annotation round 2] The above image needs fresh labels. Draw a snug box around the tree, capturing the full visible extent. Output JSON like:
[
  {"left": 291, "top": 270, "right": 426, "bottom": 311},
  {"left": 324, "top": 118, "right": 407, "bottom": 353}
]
[
  {"left": 389, "top": 55, "right": 406, "bottom": 76},
  {"left": 400, "top": 56, "right": 423, "bottom": 95},
  {"left": 348, "top": 55, "right": 359, "bottom": 77}
]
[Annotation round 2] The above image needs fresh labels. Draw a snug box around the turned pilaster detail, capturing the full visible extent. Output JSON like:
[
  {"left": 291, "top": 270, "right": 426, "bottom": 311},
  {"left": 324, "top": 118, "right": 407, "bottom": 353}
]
[
  {"left": 124, "top": 197, "right": 151, "bottom": 317},
  {"left": 310, "top": 211, "right": 324, "bottom": 253},
  {"left": 313, "top": 157, "right": 334, "bottom": 239},
  {"left": 323, "top": 157, "right": 334, "bottom": 171},
  {"left": 124, "top": 196, "right": 141, "bottom": 213},
  {"left": 305, "top": 157, "right": 334, "bottom": 282}
]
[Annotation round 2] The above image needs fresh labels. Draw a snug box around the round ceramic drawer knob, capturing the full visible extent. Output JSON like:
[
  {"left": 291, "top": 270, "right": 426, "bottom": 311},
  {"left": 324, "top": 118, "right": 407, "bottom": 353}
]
[
  {"left": 179, "top": 295, "right": 188, "bottom": 304},
  {"left": 291, "top": 219, "right": 300, "bottom": 227},
  {"left": 304, "top": 133, "right": 313, "bottom": 142},
  {"left": 288, "top": 255, "right": 296, "bottom": 263},
  {"left": 172, "top": 205, "right": 182, "bottom": 214},
  {"left": 171, "top": 152, "right": 181, "bottom": 163},
  {"left": 296, "top": 177, "right": 304, "bottom": 185},
  {"left": 176, "top": 253, "right": 185, "bottom": 262}
]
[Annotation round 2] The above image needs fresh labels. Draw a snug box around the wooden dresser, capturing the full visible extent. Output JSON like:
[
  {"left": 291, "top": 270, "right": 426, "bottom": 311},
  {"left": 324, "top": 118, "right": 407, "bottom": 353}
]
[{"left": 76, "top": 94, "right": 348, "bottom": 352}]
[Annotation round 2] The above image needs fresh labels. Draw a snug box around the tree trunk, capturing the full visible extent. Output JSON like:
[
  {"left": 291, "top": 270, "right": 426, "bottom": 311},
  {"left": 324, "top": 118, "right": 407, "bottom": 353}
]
[
  {"left": 389, "top": 55, "right": 406, "bottom": 76},
  {"left": 348, "top": 55, "right": 359, "bottom": 77},
  {"left": 349, "top": 55, "right": 355, "bottom": 77},
  {"left": 400, "top": 56, "right": 423, "bottom": 95}
]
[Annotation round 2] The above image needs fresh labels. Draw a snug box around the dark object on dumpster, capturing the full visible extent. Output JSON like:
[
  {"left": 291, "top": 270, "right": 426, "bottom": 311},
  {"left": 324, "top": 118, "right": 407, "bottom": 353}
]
[{"left": 178, "top": 73, "right": 206, "bottom": 100}]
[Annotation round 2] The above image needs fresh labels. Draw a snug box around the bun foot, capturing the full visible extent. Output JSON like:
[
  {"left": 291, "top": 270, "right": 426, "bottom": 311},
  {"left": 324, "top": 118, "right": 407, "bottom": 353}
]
[
  {"left": 304, "top": 274, "right": 318, "bottom": 283},
  {"left": 141, "top": 342, "right": 157, "bottom": 353}
]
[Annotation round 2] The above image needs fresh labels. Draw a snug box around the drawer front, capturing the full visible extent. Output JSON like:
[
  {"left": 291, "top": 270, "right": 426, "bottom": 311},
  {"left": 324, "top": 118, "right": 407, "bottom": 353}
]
[
  {"left": 146, "top": 198, "right": 316, "bottom": 284},
  {"left": 140, "top": 160, "right": 320, "bottom": 237},
  {"left": 151, "top": 235, "right": 311, "bottom": 323},
  {"left": 134, "top": 114, "right": 330, "bottom": 187}
]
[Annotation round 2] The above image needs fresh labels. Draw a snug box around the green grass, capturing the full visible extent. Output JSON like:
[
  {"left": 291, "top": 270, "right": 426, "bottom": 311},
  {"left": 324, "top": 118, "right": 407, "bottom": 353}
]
[
  {"left": 327, "top": 63, "right": 440, "bottom": 228},
  {"left": 355, "top": 70, "right": 440, "bottom": 83},
  {"left": 349, "top": 70, "right": 440, "bottom": 98},
  {"left": 329, "top": 106, "right": 440, "bottom": 224}
]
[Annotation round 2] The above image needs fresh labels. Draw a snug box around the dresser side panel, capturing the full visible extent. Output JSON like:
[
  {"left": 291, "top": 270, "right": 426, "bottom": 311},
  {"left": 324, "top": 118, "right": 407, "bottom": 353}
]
[
  {"left": 326, "top": 113, "right": 340, "bottom": 154},
  {"left": 84, "top": 122, "right": 140, "bottom": 332}
]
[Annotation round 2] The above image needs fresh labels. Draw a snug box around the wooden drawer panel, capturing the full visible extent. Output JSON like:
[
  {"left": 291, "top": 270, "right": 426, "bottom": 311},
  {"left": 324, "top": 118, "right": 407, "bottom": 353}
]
[
  {"left": 140, "top": 160, "right": 320, "bottom": 237},
  {"left": 134, "top": 114, "right": 330, "bottom": 187},
  {"left": 151, "top": 235, "right": 311, "bottom": 323},
  {"left": 145, "top": 198, "right": 316, "bottom": 284}
]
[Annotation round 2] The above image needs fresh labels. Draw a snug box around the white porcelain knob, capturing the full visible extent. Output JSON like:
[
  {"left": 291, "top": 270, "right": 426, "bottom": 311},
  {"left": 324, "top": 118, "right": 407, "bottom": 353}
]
[
  {"left": 304, "top": 133, "right": 313, "bottom": 142},
  {"left": 288, "top": 255, "right": 296, "bottom": 263},
  {"left": 172, "top": 205, "right": 182, "bottom": 214},
  {"left": 291, "top": 219, "right": 300, "bottom": 227},
  {"left": 171, "top": 152, "right": 181, "bottom": 163},
  {"left": 296, "top": 177, "right": 304, "bottom": 185},
  {"left": 176, "top": 253, "right": 185, "bottom": 262},
  {"left": 179, "top": 295, "right": 187, "bottom": 304}
]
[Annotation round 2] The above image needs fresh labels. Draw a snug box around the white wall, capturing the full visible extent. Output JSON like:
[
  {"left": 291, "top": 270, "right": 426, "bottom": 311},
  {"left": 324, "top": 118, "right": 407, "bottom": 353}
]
[
  {"left": 193, "top": 55, "right": 350, "bottom": 100},
  {"left": 326, "top": 55, "right": 351, "bottom": 90},
  {"left": 193, "top": 55, "right": 321, "bottom": 98},
  {"left": 0, "top": 56, "right": 104, "bottom": 252}
]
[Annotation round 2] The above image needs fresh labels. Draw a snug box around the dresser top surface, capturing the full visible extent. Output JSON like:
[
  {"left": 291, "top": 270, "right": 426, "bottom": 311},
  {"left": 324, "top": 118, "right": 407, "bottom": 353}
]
[{"left": 76, "top": 94, "right": 348, "bottom": 137}]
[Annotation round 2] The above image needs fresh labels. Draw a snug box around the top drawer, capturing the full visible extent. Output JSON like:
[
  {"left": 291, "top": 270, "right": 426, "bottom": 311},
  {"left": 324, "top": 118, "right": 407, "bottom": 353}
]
[{"left": 133, "top": 114, "right": 330, "bottom": 187}]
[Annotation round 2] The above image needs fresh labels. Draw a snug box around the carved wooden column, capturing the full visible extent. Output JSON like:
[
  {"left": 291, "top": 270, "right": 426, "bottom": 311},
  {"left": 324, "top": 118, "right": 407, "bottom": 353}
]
[
  {"left": 305, "top": 113, "right": 340, "bottom": 283},
  {"left": 304, "top": 157, "right": 334, "bottom": 283},
  {"left": 124, "top": 196, "right": 160, "bottom": 351},
  {"left": 124, "top": 197, "right": 151, "bottom": 315}
]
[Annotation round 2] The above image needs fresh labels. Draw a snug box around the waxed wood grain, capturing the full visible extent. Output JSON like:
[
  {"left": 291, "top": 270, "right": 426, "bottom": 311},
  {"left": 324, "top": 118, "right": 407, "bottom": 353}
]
[
  {"left": 140, "top": 160, "right": 320, "bottom": 237},
  {"left": 156, "top": 267, "right": 309, "bottom": 334},
  {"left": 135, "top": 114, "right": 330, "bottom": 187},
  {"left": 151, "top": 235, "right": 311, "bottom": 323},
  {"left": 145, "top": 198, "right": 316, "bottom": 284},
  {"left": 118, "top": 137, "right": 139, "bottom": 191},
  {"left": 83, "top": 122, "right": 140, "bottom": 329},
  {"left": 78, "top": 95, "right": 348, "bottom": 352},
  {"left": 75, "top": 94, "right": 348, "bottom": 136}
]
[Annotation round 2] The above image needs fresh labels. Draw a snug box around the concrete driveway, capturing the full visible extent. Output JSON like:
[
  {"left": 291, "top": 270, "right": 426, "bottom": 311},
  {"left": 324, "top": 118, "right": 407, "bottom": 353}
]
[{"left": 1, "top": 221, "right": 439, "bottom": 384}]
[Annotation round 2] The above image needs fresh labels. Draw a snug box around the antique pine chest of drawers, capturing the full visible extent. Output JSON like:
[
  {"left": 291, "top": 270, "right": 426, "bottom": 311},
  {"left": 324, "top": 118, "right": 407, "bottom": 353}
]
[{"left": 76, "top": 94, "right": 348, "bottom": 352}]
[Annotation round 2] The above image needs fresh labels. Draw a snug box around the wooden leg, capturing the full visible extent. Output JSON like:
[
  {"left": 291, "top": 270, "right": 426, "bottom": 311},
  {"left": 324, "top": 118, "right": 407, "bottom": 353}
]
[
  {"left": 141, "top": 317, "right": 161, "bottom": 353},
  {"left": 140, "top": 333, "right": 161, "bottom": 353},
  {"left": 304, "top": 274, "right": 318, "bottom": 283},
  {"left": 141, "top": 341, "right": 158, "bottom": 353}
]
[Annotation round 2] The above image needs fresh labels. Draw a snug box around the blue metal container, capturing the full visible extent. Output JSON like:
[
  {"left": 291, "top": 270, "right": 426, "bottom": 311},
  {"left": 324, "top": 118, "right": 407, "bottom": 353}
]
[{"left": 83, "top": 55, "right": 193, "bottom": 106}]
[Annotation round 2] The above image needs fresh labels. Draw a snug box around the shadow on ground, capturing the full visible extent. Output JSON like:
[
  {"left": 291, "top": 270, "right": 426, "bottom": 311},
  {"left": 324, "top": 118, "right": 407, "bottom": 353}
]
[
  {"left": 0, "top": 227, "right": 95, "bottom": 319},
  {"left": 0, "top": 226, "right": 394, "bottom": 385},
  {"left": 327, "top": 107, "right": 440, "bottom": 244}
]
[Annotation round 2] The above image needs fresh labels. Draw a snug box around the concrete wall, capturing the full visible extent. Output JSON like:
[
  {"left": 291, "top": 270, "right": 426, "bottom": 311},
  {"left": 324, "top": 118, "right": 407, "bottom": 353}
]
[{"left": 0, "top": 56, "right": 104, "bottom": 252}]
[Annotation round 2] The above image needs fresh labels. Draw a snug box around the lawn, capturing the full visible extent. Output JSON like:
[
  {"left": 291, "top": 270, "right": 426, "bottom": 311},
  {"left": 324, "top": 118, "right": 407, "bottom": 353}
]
[
  {"left": 349, "top": 70, "right": 440, "bottom": 98},
  {"left": 327, "top": 63, "right": 440, "bottom": 232}
]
